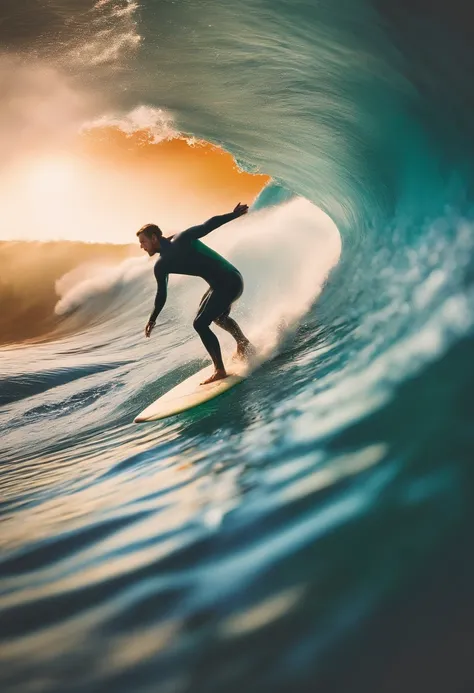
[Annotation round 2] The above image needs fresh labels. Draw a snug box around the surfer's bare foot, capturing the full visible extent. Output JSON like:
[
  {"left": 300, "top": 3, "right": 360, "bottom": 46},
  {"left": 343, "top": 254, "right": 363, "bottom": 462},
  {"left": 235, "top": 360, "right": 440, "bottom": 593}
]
[
  {"left": 233, "top": 341, "right": 257, "bottom": 362},
  {"left": 201, "top": 369, "right": 227, "bottom": 385}
]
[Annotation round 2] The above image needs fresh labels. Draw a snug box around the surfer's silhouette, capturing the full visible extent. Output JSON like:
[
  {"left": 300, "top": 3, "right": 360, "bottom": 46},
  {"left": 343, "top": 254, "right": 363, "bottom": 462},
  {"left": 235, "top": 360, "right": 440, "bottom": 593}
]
[{"left": 137, "top": 203, "right": 255, "bottom": 384}]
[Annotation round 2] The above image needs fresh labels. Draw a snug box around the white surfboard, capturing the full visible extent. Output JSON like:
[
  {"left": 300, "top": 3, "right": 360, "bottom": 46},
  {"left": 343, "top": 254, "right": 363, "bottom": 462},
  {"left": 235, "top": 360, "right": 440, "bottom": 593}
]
[{"left": 134, "top": 363, "right": 248, "bottom": 423}]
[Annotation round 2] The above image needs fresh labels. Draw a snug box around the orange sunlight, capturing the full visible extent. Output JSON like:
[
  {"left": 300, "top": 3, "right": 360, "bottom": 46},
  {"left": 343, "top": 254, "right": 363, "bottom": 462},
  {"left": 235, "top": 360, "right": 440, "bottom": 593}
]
[{"left": 0, "top": 130, "right": 270, "bottom": 244}]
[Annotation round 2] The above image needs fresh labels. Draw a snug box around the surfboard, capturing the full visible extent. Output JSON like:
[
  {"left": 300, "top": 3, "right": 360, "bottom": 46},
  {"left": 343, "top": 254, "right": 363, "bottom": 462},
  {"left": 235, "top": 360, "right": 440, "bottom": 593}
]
[{"left": 134, "top": 363, "right": 248, "bottom": 423}]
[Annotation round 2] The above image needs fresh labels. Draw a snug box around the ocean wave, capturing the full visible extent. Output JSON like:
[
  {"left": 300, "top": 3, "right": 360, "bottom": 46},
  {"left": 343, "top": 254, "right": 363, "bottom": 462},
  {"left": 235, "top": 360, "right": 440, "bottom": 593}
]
[
  {"left": 2, "top": 1, "right": 474, "bottom": 692},
  {"left": 0, "top": 241, "right": 136, "bottom": 344}
]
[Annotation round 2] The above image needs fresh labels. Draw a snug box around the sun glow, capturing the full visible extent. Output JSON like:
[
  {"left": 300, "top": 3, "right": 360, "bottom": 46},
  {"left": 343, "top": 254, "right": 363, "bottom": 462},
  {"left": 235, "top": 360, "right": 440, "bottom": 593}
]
[
  {"left": 0, "top": 131, "right": 269, "bottom": 243},
  {"left": 28, "top": 158, "right": 77, "bottom": 193}
]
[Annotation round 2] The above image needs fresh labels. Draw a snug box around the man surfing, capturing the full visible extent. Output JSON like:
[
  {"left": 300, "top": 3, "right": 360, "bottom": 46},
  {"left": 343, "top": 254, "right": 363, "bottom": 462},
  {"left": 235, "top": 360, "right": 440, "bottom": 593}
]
[{"left": 137, "top": 203, "right": 255, "bottom": 384}]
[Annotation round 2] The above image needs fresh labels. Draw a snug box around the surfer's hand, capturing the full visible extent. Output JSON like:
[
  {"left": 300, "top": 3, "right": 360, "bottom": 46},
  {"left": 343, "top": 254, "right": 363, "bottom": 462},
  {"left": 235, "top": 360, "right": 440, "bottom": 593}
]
[
  {"left": 233, "top": 202, "right": 249, "bottom": 218},
  {"left": 145, "top": 320, "right": 155, "bottom": 338}
]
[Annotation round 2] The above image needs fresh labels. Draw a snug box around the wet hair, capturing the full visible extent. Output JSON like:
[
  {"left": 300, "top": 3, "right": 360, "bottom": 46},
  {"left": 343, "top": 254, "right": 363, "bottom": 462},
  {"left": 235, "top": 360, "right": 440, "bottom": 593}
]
[{"left": 136, "top": 223, "right": 162, "bottom": 239}]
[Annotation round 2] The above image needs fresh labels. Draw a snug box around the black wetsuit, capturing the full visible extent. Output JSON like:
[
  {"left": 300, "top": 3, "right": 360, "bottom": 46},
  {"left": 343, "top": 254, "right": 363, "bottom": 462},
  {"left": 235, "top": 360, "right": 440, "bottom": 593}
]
[{"left": 149, "top": 212, "right": 246, "bottom": 370}]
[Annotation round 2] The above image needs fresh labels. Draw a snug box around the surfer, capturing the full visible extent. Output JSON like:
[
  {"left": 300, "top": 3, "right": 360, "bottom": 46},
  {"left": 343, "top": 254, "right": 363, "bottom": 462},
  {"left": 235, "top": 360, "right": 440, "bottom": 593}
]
[{"left": 137, "top": 203, "right": 255, "bottom": 384}]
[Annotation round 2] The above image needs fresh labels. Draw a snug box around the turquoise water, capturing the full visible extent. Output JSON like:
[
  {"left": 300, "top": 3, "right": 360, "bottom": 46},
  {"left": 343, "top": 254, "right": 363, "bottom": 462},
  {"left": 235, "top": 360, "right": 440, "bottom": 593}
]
[{"left": 2, "top": 1, "right": 474, "bottom": 691}]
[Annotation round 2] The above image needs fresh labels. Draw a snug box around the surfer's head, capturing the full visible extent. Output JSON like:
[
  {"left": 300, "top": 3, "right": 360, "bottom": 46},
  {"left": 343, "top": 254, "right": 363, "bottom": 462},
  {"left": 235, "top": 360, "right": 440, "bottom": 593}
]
[{"left": 137, "top": 224, "right": 162, "bottom": 255}]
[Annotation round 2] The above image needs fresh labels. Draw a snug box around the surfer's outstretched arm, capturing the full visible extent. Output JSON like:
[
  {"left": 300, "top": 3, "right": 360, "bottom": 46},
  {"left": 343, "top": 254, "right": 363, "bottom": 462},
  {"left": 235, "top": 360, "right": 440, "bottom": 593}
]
[{"left": 180, "top": 203, "right": 249, "bottom": 241}]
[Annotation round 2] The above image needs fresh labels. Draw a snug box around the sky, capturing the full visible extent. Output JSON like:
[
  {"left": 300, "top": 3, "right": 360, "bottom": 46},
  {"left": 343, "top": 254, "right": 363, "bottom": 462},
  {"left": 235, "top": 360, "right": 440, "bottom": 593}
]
[
  {"left": 0, "top": 1, "right": 269, "bottom": 245},
  {"left": 0, "top": 128, "right": 269, "bottom": 244}
]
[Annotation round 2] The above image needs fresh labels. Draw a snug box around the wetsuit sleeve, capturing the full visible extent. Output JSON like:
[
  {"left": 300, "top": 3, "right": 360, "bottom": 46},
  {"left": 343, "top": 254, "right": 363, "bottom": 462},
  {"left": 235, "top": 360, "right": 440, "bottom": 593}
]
[
  {"left": 178, "top": 211, "right": 239, "bottom": 241},
  {"left": 149, "top": 263, "right": 168, "bottom": 322}
]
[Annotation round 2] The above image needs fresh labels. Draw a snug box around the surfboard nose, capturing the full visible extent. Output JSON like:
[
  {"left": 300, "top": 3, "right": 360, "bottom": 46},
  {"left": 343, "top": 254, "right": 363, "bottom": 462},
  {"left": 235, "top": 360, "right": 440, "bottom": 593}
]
[{"left": 133, "top": 367, "right": 246, "bottom": 423}]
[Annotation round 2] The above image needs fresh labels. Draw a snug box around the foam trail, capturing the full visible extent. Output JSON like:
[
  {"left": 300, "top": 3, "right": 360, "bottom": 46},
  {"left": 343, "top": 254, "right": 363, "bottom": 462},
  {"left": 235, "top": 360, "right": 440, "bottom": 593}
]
[
  {"left": 153, "top": 198, "right": 342, "bottom": 361},
  {"left": 54, "top": 257, "right": 148, "bottom": 317},
  {"left": 52, "top": 198, "right": 341, "bottom": 357}
]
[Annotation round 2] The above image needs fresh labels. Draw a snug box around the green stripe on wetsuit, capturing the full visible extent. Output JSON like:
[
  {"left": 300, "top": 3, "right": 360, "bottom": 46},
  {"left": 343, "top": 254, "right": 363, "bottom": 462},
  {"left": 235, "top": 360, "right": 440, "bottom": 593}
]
[{"left": 191, "top": 239, "right": 240, "bottom": 278}]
